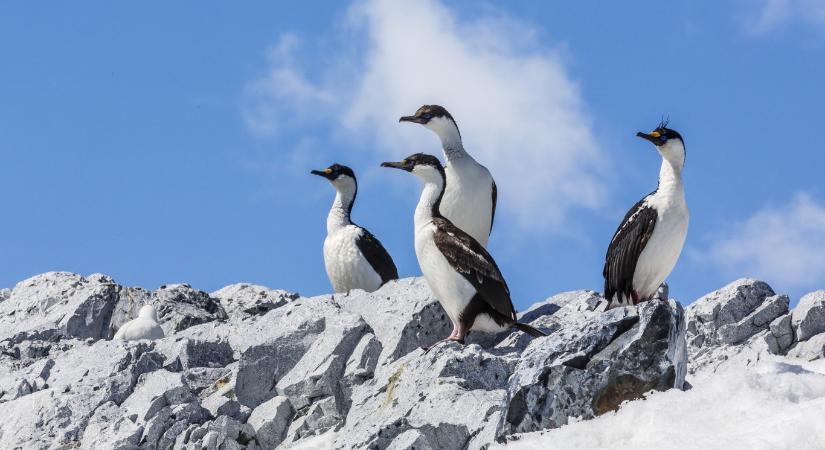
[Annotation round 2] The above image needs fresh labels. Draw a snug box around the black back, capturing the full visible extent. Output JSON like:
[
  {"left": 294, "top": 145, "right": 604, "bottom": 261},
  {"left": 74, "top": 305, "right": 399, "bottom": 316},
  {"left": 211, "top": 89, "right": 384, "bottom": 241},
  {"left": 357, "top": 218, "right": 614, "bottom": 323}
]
[
  {"left": 355, "top": 229, "right": 398, "bottom": 286},
  {"left": 490, "top": 180, "right": 498, "bottom": 235},
  {"left": 603, "top": 195, "right": 658, "bottom": 305},
  {"left": 432, "top": 217, "right": 516, "bottom": 321}
]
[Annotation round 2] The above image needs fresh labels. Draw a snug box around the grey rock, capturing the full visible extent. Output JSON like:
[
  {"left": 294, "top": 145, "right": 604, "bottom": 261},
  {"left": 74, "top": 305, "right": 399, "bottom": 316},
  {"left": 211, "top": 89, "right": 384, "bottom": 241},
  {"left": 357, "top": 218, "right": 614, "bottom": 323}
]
[
  {"left": 792, "top": 290, "right": 825, "bottom": 342},
  {"left": 717, "top": 294, "right": 789, "bottom": 345},
  {"left": 786, "top": 332, "right": 825, "bottom": 361},
  {"left": 337, "top": 278, "right": 453, "bottom": 365},
  {"left": 765, "top": 313, "right": 795, "bottom": 355},
  {"left": 0, "top": 288, "right": 10, "bottom": 304},
  {"left": 247, "top": 396, "right": 293, "bottom": 450},
  {"left": 506, "top": 299, "right": 686, "bottom": 434},
  {"left": 212, "top": 283, "right": 298, "bottom": 318},
  {"left": 334, "top": 343, "right": 511, "bottom": 450},
  {"left": 153, "top": 284, "right": 228, "bottom": 335},
  {"left": 0, "top": 272, "right": 120, "bottom": 343},
  {"left": 685, "top": 279, "right": 784, "bottom": 372},
  {"left": 0, "top": 273, "right": 696, "bottom": 450}
]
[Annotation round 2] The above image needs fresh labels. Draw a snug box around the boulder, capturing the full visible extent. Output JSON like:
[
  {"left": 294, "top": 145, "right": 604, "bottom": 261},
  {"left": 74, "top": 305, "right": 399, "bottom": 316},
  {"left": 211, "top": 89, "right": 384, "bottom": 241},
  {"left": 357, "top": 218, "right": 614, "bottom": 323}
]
[
  {"left": 211, "top": 283, "right": 298, "bottom": 319},
  {"left": 765, "top": 313, "right": 795, "bottom": 355},
  {"left": 247, "top": 396, "right": 293, "bottom": 450},
  {"left": 791, "top": 291, "right": 825, "bottom": 342},
  {"left": 337, "top": 278, "right": 453, "bottom": 365},
  {"left": 505, "top": 299, "right": 686, "bottom": 434},
  {"left": 153, "top": 284, "right": 228, "bottom": 334},
  {"left": 0, "top": 272, "right": 120, "bottom": 343},
  {"left": 685, "top": 279, "right": 787, "bottom": 372}
]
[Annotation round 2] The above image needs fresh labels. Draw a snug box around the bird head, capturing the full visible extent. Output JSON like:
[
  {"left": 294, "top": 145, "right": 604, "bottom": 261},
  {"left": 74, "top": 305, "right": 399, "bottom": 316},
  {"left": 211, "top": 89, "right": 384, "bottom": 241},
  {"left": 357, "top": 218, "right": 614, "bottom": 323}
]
[
  {"left": 399, "top": 105, "right": 461, "bottom": 145},
  {"left": 311, "top": 163, "right": 357, "bottom": 194},
  {"left": 636, "top": 120, "right": 686, "bottom": 168},
  {"left": 381, "top": 153, "right": 445, "bottom": 185}
]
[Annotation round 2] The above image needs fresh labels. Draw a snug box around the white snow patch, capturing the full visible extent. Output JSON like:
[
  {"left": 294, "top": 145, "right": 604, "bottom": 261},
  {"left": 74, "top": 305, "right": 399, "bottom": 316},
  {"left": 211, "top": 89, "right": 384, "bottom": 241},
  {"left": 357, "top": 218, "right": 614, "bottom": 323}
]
[{"left": 502, "top": 357, "right": 825, "bottom": 450}]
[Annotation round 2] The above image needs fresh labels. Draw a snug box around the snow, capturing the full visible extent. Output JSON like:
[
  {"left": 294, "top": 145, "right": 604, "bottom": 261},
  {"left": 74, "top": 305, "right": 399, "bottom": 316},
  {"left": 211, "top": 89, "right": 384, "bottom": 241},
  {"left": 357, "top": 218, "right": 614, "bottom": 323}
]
[{"left": 503, "top": 357, "right": 825, "bottom": 450}]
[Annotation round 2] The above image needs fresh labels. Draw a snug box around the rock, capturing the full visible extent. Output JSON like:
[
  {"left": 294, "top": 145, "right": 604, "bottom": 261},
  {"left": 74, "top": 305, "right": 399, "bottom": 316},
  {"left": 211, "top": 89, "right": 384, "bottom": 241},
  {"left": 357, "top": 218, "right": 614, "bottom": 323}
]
[
  {"left": 765, "top": 314, "right": 795, "bottom": 355},
  {"left": 792, "top": 291, "right": 825, "bottom": 342},
  {"left": 685, "top": 279, "right": 787, "bottom": 372},
  {"left": 154, "top": 284, "right": 228, "bottom": 335},
  {"left": 337, "top": 278, "right": 453, "bottom": 365},
  {"left": 0, "top": 288, "right": 10, "bottom": 303},
  {"left": 786, "top": 332, "right": 825, "bottom": 361},
  {"left": 0, "top": 272, "right": 120, "bottom": 343},
  {"left": 247, "top": 396, "right": 293, "bottom": 450},
  {"left": 212, "top": 283, "right": 298, "bottom": 318},
  {"left": 505, "top": 299, "right": 686, "bottom": 434},
  {"left": 0, "top": 273, "right": 698, "bottom": 450},
  {"left": 717, "top": 295, "right": 789, "bottom": 345},
  {"left": 333, "top": 343, "right": 511, "bottom": 450}
]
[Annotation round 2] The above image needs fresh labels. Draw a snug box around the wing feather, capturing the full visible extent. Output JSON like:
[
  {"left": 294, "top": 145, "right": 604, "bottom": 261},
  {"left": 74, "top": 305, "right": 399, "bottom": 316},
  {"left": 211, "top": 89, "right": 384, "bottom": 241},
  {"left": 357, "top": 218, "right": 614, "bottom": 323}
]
[{"left": 433, "top": 218, "right": 516, "bottom": 320}]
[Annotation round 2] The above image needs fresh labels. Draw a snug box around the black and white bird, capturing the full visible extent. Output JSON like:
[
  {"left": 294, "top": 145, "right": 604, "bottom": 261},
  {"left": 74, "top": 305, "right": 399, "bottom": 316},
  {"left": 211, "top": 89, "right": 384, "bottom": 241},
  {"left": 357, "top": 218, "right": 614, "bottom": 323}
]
[
  {"left": 381, "top": 154, "right": 544, "bottom": 347},
  {"left": 603, "top": 122, "right": 689, "bottom": 309},
  {"left": 311, "top": 164, "right": 398, "bottom": 293},
  {"left": 400, "top": 105, "right": 497, "bottom": 248}
]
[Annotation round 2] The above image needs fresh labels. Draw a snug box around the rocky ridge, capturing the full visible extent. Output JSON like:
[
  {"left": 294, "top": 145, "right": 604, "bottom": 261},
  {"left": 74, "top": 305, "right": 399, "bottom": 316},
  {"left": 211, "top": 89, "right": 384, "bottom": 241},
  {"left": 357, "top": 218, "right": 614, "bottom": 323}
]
[{"left": 0, "top": 272, "right": 822, "bottom": 449}]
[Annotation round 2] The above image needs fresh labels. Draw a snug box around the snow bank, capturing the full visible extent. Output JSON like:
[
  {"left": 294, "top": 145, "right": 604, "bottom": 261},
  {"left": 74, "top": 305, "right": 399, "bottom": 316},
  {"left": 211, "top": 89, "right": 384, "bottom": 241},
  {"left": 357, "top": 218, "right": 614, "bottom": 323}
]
[{"left": 503, "top": 357, "right": 825, "bottom": 450}]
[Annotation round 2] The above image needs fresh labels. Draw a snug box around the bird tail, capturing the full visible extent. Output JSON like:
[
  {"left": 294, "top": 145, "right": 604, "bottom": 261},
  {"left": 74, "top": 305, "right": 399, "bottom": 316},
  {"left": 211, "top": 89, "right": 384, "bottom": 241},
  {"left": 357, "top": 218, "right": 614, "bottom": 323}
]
[{"left": 514, "top": 322, "right": 547, "bottom": 338}]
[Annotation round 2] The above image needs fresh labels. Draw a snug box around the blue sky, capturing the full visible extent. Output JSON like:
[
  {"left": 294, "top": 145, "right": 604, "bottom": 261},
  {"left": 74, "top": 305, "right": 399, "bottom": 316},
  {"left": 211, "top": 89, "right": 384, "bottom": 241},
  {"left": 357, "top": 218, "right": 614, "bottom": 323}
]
[{"left": 2, "top": 1, "right": 825, "bottom": 309}]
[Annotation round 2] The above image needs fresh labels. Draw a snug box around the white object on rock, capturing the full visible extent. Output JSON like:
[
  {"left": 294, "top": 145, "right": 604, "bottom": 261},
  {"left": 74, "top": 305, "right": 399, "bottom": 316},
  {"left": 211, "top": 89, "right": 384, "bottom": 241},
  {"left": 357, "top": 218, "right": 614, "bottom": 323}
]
[{"left": 113, "top": 305, "right": 165, "bottom": 341}]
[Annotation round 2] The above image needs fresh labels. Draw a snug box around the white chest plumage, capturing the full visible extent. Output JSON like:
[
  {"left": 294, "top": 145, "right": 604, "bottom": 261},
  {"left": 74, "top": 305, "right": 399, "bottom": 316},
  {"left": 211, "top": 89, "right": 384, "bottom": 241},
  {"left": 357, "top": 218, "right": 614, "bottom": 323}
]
[
  {"left": 633, "top": 190, "right": 689, "bottom": 299},
  {"left": 414, "top": 223, "right": 476, "bottom": 325},
  {"left": 441, "top": 160, "right": 494, "bottom": 247},
  {"left": 323, "top": 225, "right": 382, "bottom": 293}
]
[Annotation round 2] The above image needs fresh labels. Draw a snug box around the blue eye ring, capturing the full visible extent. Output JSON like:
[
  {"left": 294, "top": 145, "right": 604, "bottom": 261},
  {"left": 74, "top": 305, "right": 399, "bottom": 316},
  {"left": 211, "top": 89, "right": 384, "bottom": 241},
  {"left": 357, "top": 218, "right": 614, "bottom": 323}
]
[{"left": 658, "top": 135, "right": 667, "bottom": 141}]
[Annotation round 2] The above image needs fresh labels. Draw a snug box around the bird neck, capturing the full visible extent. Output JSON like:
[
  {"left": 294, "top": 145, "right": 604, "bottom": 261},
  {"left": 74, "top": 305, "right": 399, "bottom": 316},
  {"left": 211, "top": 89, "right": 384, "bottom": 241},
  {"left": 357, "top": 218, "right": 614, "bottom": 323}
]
[
  {"left": 414, "top": 179, "right": 445, "bottom": 230},
  {"left": 657, "top": 158, "right": 684, "bottom": 198},
  {"left": 435, "top": 126, "right": 468, "bottom": 162},
  {"left": 327, "top": 190, "right": 355, "bottom": 233}
]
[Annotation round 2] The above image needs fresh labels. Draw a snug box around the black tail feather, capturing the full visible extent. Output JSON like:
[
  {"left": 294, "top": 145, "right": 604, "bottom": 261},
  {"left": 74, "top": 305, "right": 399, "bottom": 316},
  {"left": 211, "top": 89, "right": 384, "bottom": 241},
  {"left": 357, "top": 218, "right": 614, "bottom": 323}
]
[{"left": 514, "top": 322, "right": 547, "bottom": 338}]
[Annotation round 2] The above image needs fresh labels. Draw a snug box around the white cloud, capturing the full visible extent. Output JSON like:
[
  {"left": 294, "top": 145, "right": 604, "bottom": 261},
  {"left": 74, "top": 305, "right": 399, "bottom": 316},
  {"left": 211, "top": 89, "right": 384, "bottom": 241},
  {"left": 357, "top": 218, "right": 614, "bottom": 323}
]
[
  {"left": 704, "top": 193, "right": 825, "bottom": 287},
  {"left": 744, "top": 0, "right": 825, "bottom": 35},
  {"left": 243, "top": 0, "right": 606, "bottom": 231}
]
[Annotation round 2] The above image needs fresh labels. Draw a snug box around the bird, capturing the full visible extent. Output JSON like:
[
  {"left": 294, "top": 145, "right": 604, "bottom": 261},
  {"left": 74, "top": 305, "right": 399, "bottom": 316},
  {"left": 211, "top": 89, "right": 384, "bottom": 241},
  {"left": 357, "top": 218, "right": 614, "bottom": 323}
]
[
  {"left": 381, "top": 153, "right": 545, "bottom": 348},
  {"left": 311, "top": 163, "right": 398, "bottom": 293},
  {"left": 400, "top": 105, "right": 497, "bottom": 248},
  {"left": 603, "top": 121, "right": 689, "bottom": 309},
  {"left": 114, "top": 304, "right": 165, "bottom": 341}
]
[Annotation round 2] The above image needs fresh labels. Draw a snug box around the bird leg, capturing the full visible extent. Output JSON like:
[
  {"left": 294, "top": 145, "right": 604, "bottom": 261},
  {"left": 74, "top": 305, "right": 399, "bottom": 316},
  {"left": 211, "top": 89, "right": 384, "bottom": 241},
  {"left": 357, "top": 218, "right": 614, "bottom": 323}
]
[{"left": 422, "top": 323, "right": 466, "bottom": 354}]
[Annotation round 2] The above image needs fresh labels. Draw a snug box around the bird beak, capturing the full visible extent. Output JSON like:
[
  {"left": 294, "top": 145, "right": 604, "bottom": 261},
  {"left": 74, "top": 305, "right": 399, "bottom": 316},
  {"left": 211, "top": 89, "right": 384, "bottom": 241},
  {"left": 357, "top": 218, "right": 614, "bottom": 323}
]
[
  {"left": 636, "top": 131, "right": 661, "bottom": 145},
  {"left": 399, "top": 115, "right": 427, "bottom": 124},
  {"left": 381, "top": 160, "right": 412, "bottom": 171},
  {"left": 310, "top": 169, "right": 333, "bottom": 179}
]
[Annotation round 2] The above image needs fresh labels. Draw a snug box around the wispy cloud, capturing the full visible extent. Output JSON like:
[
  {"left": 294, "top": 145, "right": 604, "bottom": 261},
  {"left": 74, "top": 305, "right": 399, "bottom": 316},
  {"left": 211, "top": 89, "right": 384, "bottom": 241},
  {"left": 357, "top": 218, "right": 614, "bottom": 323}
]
[
  {"left": 743, "top": 0, "right": 825, "bottom": 36},
  {"left": 242, "top": 0, "right": 606, "bottom": 231},
  {"left": 702, "top": 192, "right": 825, "bottom": 288}
]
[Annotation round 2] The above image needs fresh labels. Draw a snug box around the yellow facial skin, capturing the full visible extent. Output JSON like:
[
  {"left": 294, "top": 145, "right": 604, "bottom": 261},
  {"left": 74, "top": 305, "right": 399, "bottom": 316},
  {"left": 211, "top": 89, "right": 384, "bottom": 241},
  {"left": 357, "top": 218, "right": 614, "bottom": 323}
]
[
  {"left": 649, "top": 130, "right": 661, "bottom": 138},
  {"left": 324, "top": 168, "right": 332, "bottom": 174}
]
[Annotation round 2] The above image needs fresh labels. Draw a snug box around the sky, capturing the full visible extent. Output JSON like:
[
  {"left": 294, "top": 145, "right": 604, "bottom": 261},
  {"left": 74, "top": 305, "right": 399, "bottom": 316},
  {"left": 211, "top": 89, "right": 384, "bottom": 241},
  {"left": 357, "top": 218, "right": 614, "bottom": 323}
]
[{"left": 2, "top": 1, "right": 825, "bottom": 309}]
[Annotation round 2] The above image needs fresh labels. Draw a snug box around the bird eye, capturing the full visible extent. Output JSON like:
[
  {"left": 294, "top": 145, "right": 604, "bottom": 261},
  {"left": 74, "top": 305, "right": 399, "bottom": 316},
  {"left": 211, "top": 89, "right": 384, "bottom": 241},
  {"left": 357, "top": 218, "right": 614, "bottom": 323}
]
[
  {"left": 659, "top": 135, "right": 667, "bottom": 141},
  {"left": 421, "top": 113, "right": 432, "bottom": 119}
]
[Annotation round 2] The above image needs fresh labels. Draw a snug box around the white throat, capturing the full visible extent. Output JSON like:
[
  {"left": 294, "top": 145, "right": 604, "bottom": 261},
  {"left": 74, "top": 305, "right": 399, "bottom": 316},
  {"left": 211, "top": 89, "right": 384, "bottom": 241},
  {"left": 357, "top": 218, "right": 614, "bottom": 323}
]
[
  {"left": 412, "top": 167, "right": 445, "bottom": 231},
  {"left": 326, "top": 176, "right": 356, "bottom": 234},
  {"left": 656, "top": 140, "right": 685, "bottom": 197},
  {"left": 425, "top": 117, "right": 467, "bottom": 162}
]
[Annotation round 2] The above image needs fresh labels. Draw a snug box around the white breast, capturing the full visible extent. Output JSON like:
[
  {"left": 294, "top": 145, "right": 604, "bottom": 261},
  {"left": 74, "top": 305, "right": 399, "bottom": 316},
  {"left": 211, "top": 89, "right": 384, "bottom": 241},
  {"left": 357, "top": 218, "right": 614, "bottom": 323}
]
[
  {"left": 633, "top": 193, "right": 689, "bottom": 300},
  {"left": 441, "top": 161, "right": 494, "bottom": 247},
  {"left": 323, "top": 225, "right": 383, "bottom": 293},
  {"left": 415, "top": 223, "right": 480, "bottom": 329},
  {"left": 114, "top": 317, "right": 164, "bottom": 341}
]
